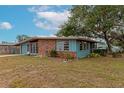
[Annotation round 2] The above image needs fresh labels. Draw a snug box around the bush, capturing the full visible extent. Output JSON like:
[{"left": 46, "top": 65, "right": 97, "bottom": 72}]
[
  {"left": 61, "top": 52, "right": 75, "bottom": 60},
  {"left": 66, "top": 53, "right": 75, "bottom": 60},
  {"left": 112, "top": 52, "right": 122, "bottom": 58},
  {"left": 50, "top": 50, "right": 57, "bottom": 57},
  {"left": 93, "top": 49, "right": 107, "bottom": 56},
  {"left": 88, "top": 53, "right": 101, "bottom": 58}
]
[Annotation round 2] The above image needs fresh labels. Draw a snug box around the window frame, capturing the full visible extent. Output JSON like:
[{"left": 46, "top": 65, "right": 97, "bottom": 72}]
[
  {"left": 64, "top": 40, "right": 69, "bottom": 51},
  {"left": 57, "top": 40, "right": 69, "bottom": 51},
  {"left": 79, "top": 41, "right": 89, "bottom": 50}
]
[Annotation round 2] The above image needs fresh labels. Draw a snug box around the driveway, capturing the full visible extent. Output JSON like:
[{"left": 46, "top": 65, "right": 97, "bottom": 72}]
[{"left": 0, "top": 54, "right": 21, "bottom": 58}]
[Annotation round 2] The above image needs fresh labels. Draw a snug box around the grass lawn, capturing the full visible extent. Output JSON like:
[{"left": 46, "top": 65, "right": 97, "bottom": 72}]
[{"left": 0, "top": 55, "right": 124, "bottom": 88}]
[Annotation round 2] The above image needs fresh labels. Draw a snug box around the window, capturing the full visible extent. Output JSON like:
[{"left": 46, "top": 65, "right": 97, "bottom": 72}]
[
  {"left": 80, "top": 42, "right": 83, "bottom": 50},
  {"left": 27, "top": 44, "right": 29, "bottom": 52},
  {"left": 87, "top": 43, "right": 89, "bottom": 49},
  {"left": 57, "top": 41, "right": 64, "bottom": 51},
  {"left": 57, "top": 40, "right": 69, "bottom": 51},
  {"left": 64, "top": 41, "right": 69, "bottom": 51},
  {"left": 92, "top": 43, "right": 97, "bottom": 49},
  {"left": 84, "top": 42, "right": 87, "bottom": 50},
  {"left": 80, "top": 41, "right": 88, "bottom": 50},
  {"left": 31, "top": 43, "right": 38, "bottom": 53}
]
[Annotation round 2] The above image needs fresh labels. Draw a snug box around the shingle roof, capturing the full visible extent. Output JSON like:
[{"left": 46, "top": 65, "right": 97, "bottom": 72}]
[{"left": 15, "top": 36, "right": 98, "bottom": 45}]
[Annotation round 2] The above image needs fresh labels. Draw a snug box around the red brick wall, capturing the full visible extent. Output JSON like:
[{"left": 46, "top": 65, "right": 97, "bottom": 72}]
[
  {"left": 37, "top": 39, "right": 78, "bottom": 58},
  {"left": 57, "top": 51, "right": 77, "bottom": 59},
  {"left": 37, "top": 39, "right": 56, "bottom": 56},
  {"left": 0, "top": 45, "right": 20, "bottom": 54}
]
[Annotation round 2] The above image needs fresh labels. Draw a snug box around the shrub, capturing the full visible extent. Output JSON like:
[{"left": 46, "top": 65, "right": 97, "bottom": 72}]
[
  {"left": 112, "top": 52, "right": 122, "bottom": 58},
  {"left": 66, "top": 53, "right": 75, "bottom": 60},
  {"left": 93, "top": 49, "right": 107, "bottom": 56},
  {"left": 62, "top": 52, "right": 75, "bottom": 60},
  {"left": 50, "top": 50, "right": 57, "bottom": 57},
  {"left": 88, "top": 53, "right": 101, "bottom": 58}
]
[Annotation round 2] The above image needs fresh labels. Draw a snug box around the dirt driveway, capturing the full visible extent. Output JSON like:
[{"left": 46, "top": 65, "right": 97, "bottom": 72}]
[{"left": 0, "top": 54, "right": 21, "bottom": 58}]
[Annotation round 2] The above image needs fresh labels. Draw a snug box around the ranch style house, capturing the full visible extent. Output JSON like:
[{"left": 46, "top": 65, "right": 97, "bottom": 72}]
[{"left": 0, "top": 37, "right": 97, "bottom": 58}]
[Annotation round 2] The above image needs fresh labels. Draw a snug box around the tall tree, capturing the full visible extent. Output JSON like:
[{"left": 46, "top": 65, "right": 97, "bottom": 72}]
[
  {"left": 112, "top": 26, "right": 124, "bottom": 50},
  {"left": 57, "top": 6, "right": 124, "bottom": 53},
  {"left": 16, "top": 35, "right": 30, "bottom": 42},
  {"left": 57, "top": 6, "right": 92, "bottom": 37}
]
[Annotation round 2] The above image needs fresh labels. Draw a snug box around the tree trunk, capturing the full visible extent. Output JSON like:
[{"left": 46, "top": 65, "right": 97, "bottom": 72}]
[{"left": 104, "top": 32, "right": 112, "bottom": 53}]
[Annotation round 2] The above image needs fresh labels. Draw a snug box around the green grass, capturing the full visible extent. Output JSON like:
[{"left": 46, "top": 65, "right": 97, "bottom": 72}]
[{"left": 0, "top": 55, "right": 124, "bottom": 88}]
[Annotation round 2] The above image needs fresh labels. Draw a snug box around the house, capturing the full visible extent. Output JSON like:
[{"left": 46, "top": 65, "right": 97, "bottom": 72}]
[
  {"left": 96, "top": 38, "right": 123, "bottom": 52},
  {"left": 0, "top": 43, "right": 20, "bottom": 54},
  {"left": 96, "top": 38, "right": 107, "bottom": 50},
  {"left": 16, "top": 37, "right": 97, "bottom": 58}
]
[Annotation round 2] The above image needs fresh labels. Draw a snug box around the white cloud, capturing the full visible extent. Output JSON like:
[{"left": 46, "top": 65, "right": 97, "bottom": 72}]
[
  {"left": 35, "top": 10, "right": 70, "bottom": 30},
  {"left": 37, "top": 11, "right": 70, "bottom": 24},
  {"left": 28, "top": 5, "right": 49, "bottom": 12},
  {"left": 32, "top": 34, "right": 57, "bottom": 37},
  {"left": 35, "top": 21, "right": 59, "bottom": 30},
  {"left": 28, "top": 6, "right": 70, "bottom": 13},
  {"left": 49, "top": 34, "right": 57, "bottom": 37},
  {"left": 28, "top": 6, "right": 70, "bottom": 31},
  {"left": 0, "top": 22, "right": 13, "bottom": 30}
]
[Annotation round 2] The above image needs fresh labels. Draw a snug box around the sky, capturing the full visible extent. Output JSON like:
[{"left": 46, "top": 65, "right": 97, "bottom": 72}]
[{"left": 0, "top": 5, "right": 71, "bottom": 42}]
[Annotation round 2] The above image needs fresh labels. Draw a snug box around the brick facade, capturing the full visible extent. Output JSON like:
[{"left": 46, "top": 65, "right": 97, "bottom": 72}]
[
  {"left": 37, "top": 39, "right": 56, "bottom": 57},
  {"left": 57, "top": 51, "right": 77, "bottom": 59},
  {"left": 0, "top": 45, "right": 20, "bottom": 54},
  {"left": 37, "top": 39, "right": 77, "bottom": 58}
]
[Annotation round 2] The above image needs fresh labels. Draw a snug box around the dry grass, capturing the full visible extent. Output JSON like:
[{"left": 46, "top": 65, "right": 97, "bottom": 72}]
[{"left": 0, "top": 55, "right": 124, "bottom": 88}]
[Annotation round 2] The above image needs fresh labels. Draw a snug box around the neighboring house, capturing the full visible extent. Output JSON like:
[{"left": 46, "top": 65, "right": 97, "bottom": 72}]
[
  {"left": 16, "top": 37, "right": 97, "bottom": 58},
  {"left": 111, "top": 46, "right": 123, "bottom": 52},
  {"left": 96, "top": 39, "right": 107, "bottom": 50},
  {"left": 96, "top": 38, "right": 123, "bottom": 52},
  {"left": 0, "top": 43, "right": 20, "bottom": 54}
]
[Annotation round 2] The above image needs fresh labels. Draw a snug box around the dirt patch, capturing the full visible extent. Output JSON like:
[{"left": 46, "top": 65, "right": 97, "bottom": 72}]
[{"left": 0, "top": 55, "right": 124, "bottom": 87}]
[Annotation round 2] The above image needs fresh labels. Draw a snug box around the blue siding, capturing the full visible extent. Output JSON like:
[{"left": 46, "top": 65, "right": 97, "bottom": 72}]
[
  {"left": 69, "top": 40, "right": 91, "bottom": 58},
  {"left": 76, "top": 41, "right": 91, "bottom": 58},
  {"left": 56, "top": 40, "right": 77, "bottom": 52},
  {"left": 20, "top": 43, "right": 28, "bottom": 54},
  {"left": 56, "top": 40, "right": 91, "bottom": 58},
  {"left": 69, "top": 40, "right": 77, "bottom": 51}
]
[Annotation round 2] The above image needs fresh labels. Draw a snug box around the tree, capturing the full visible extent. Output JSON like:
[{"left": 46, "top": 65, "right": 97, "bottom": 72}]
[
  {"left": 57, "top": 6, "right": 124, "bottom": 53},
  {"left": 57, "top": 6, "right": 92, "bottom": 37},
  {"left": 112, "top": 26, "right": 124, "bottom": 50},
  {"left": 1, "top": 41, "right": 12, "bottom": 44},
  {"left": 16, "top": 35, "right": 30, "bottom": 42}
]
